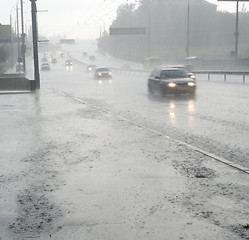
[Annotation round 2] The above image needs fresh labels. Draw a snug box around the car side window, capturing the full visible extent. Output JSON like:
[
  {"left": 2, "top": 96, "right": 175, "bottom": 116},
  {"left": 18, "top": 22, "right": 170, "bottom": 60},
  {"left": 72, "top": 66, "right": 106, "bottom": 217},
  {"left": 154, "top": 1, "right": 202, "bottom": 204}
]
[{"left": 155, "top": 70, "right": 161, "bottom": 78}]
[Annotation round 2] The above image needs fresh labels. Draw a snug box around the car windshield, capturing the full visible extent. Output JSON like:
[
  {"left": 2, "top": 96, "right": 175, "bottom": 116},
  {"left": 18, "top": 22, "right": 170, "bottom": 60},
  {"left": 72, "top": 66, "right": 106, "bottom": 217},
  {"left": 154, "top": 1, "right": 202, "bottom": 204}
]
[
  {"left": 161, "top": 69, "right": 188, "bottom": 79},
  {"left": 97, "top": 68, "right": 109, "bottom": 72}
]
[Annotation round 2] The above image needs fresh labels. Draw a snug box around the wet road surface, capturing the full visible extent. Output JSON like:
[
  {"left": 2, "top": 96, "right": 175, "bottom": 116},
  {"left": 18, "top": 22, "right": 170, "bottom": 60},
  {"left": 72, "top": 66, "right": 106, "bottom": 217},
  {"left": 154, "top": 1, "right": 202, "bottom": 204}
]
[
  {"left": 42, "top": 56, "right": 249, "bottom": 169},
  {"left": 0, "top": 52, "right": 249, "bottom": 239}
]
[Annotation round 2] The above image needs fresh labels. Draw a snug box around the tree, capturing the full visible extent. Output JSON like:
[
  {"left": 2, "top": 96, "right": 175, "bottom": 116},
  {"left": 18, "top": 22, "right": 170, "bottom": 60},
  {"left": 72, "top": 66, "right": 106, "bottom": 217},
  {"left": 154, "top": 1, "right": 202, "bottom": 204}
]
[{"left": 98, "top": 0, "right": 249, "bottom": 61}]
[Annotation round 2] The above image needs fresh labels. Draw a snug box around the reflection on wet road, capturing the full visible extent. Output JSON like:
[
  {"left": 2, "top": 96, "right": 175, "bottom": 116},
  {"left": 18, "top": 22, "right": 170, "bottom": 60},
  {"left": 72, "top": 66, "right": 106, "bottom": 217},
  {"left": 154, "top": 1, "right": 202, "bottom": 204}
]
[{"left": 167, "top": 100, "right": 195, "bottom": 128}]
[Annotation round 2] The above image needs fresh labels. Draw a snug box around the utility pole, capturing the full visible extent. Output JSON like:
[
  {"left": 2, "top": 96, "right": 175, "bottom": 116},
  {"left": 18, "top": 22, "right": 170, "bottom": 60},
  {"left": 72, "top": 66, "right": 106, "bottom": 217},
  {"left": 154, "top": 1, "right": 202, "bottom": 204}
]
[
  {"left": 186, "top": 0, "right": 190, "bottom": 58},
  {"left": 235, "top": 0, "right": 239, "bottom": 60},
  {"left": 16, "top": 4, "right": 21, "bottom": 63},
  {"left": 217, "top": 0, "right": 243, "bottom": 61},
  {"left": 20, "top": 0, "right": 26, "bottom": 74},
  {"left": 128, "top": 1, "right": 131, "bottom": 61},
  {"left": 10, "top": 15, "right": 14, "bottom": 68},
  {"left": 147, "top": 6, "right": 151, "bottom": 57},
  {"left": 30, "top": 0, "right": 40, "bottom": 89}
]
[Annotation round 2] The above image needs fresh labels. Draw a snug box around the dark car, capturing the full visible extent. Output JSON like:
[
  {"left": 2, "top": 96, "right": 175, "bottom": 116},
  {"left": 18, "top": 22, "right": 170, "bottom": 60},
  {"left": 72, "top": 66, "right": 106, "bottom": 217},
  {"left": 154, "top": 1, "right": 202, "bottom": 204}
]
[
  {"left": 87, "top": 64, "right": 96, "bottom": 72},
  {"left": 51, "top": 57, "right": 57, "bottom": 63},
  {"left": 65, "top": 60, "right": 73, "bottom": 66},
  {"left": 94, "top": 67, "right": 112, "bottom": 79},
  {"left": 148, "top": 68, "right": 196, "bottom": 97}
]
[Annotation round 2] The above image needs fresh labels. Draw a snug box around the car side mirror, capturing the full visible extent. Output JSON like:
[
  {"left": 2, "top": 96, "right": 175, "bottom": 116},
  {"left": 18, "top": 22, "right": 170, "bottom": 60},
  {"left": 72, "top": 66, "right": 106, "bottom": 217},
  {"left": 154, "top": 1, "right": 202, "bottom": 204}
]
[{"left": 155, "top": 76, "right": 160, "bottom": 79}]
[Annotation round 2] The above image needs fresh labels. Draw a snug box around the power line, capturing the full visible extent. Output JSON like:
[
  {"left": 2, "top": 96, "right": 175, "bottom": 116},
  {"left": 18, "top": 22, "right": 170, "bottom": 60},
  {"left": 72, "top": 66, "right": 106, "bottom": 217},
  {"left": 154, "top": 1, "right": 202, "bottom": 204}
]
[{"left": 62, "top": 0, "right": 126, "bottom": 36}]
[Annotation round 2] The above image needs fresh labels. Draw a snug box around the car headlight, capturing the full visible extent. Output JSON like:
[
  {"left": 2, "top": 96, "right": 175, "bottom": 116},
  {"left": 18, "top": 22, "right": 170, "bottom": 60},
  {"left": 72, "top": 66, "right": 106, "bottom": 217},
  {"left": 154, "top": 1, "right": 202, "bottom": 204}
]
[
  {"left": 88, "top": 67, "right": 92, "bottom": 71},
  {"left": 109, "top": 72, "right": 112, "bottom": 75},
  {"left": 98, "top": 73, "right": 102, "bottom": 76},
  {"left": 188, "top": 82, "right": 195, "bottom": 86},
  {"left": 190, "top": 75, "right": 196, "bottom": 80},
  {"left": 168, "top": 82, "right": 176, "bottom": 87}
]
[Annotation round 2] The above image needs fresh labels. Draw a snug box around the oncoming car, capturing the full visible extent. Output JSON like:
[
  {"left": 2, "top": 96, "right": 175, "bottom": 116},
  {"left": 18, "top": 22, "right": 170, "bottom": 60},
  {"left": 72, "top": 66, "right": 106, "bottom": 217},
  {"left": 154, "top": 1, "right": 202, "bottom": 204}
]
[
  {"left": 41, "top": 62, "right": 50, "bottom": 71},
  {"left": 148, "top": 68, "right": 196, "bottom": 97},
  {"left": 59, "top": 52, "right": 64, "bottom": 58},
  {"left": 87, "top": 64, "right": 96, "bottom": 73},
  {"left": 65, "top": 60, "right": 73, "bottom": 66},
  {"left": 16, "top": 63, "right": 24, "bottom": 72},
  {"left": 94, "top": 67, "right": 112, "bottom": 79},
  {"left": 51, "top": 57, "right": 57, "bottom": 63}
]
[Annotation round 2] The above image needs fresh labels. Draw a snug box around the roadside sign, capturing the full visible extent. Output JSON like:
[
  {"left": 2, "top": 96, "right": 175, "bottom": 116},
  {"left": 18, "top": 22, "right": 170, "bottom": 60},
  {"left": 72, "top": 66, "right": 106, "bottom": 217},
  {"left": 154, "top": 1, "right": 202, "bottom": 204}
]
[{"left": 110, "top": 27, "right": 146, "bottom": 35}]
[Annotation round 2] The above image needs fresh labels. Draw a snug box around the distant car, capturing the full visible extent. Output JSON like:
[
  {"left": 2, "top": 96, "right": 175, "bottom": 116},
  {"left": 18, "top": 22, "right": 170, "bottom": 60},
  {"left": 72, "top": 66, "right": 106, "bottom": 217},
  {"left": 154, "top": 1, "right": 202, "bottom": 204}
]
[
  {"left": 42, "top": 57, "right": 48, "bottom": 62},
  {"left": 121, "top": 64, "right": 130, "bottom": 69},
  {"left": 87, "top": 64, "right": 96, "bottom": 72},
  {"left": 167, "top": 65, "right": 196, "bottom": 80},
  {"left": 43, "top": 52, "right": 49, "bottom": 58},
  {"left": 148, "top": 67, "right": 196, "bottom": 97},
  {"left": 16, "top": 63, "right": 24, "bottom": 72},
  {"left": 94, "top": 67, "right": 112, "bottom": 79},
  {"left": 65, "top": 60, "right": 73, "bottom": 66},
  {"left": 89, "top": 55, "right": 95, "bottom": 61},
  {"left": 59, "top": 53, "right": 64, "bottom": 58},
  {"left": 51, "top": 57, "right": 57, "bottom": 63},
  {"left": 41, "top": 62, "right": 50, "bottom": 71}
]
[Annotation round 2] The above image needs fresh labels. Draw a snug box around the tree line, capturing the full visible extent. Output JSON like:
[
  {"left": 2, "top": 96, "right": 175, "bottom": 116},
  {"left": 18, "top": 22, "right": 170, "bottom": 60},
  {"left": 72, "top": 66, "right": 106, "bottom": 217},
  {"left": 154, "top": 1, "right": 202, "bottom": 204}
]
[{"left": 97, "top": 0, "right": 249, "bottom": 62}]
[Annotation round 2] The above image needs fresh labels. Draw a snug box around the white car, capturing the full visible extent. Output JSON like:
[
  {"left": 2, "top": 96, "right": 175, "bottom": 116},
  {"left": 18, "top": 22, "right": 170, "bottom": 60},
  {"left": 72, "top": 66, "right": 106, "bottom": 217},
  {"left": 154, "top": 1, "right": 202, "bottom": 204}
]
[
  {"left": 16, "top": 63, "right": 24, "bottom": 72},
  {"left": 94, "top": 67, "right": 112, "bottom": 79},
  {"left": 41, "top": 62, "right": 50, "bottom": 71}
]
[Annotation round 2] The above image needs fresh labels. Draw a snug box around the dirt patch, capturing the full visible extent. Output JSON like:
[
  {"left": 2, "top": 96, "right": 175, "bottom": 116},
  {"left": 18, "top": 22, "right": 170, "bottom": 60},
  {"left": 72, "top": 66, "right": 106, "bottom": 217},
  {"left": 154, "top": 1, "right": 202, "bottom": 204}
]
[{"left": 9, "top": 189, "right": 62, "bottom": 239}]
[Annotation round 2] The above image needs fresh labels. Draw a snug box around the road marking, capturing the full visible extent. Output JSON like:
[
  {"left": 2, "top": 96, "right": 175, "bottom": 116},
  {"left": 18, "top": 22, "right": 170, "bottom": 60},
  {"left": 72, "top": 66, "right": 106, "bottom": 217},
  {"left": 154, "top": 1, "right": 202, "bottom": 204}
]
[{"left": 53, "top": 89, "right": 249, "bottom": 175}]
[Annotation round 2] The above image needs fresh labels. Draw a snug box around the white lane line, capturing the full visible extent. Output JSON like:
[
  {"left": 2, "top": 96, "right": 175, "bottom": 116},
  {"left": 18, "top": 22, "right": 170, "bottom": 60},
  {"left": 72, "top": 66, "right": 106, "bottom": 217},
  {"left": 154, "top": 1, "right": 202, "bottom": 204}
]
[{"left": 54, "top": 89, "right": 249, "bottom": 175}]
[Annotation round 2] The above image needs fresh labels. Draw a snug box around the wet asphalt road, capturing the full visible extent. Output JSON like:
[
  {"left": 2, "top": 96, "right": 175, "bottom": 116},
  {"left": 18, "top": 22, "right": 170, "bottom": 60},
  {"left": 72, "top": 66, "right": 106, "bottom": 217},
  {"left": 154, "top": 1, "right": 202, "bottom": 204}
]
[
  {"left": 41, "top": 57, "right": 249, "bottom": 169},
  {"left": 1, "top": 50, "right": 249, "bottom": 239}
]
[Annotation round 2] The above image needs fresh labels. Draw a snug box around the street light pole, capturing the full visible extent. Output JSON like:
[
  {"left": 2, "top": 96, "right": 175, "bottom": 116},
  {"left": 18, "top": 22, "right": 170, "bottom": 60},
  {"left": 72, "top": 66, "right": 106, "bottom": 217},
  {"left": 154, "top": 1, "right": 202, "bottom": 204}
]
[
  {"left": 235, "top": 0, "right": 239, "bottom": 60},
  {"left": 10, "top": 15, "right": 14, "bottom": 68},
  {"left": 147, "top": 5, "right": 151, "bottom": 57},
  {"left": 30, "top": 0, "right": 40, "bottom": 89},
  {"left": 16, "top": 4, "right": 21, "bottom": 61},
  {"left": 186, "top": 0, "right": 190, "bottom": 58},
  {"left": 218, "top": 0, "right": 241, "bottom": 60},
  {"left": 20, "top": 0, "right": 26, "bottom": 74}
]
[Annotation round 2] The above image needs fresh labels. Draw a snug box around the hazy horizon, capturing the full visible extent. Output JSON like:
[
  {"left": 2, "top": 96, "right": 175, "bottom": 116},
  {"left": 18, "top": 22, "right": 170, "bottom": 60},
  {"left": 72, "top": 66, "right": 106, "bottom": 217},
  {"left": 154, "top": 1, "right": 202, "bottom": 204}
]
[{"left": 1, "top": 0, "right": 249, "bottom": 40}]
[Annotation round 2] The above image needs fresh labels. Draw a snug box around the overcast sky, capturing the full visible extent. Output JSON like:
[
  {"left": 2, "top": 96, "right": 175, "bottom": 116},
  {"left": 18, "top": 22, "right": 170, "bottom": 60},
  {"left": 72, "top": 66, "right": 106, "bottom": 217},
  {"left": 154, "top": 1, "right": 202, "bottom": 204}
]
[{"left": 1, "top": 0, "right": 249, "bottom": 39}]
